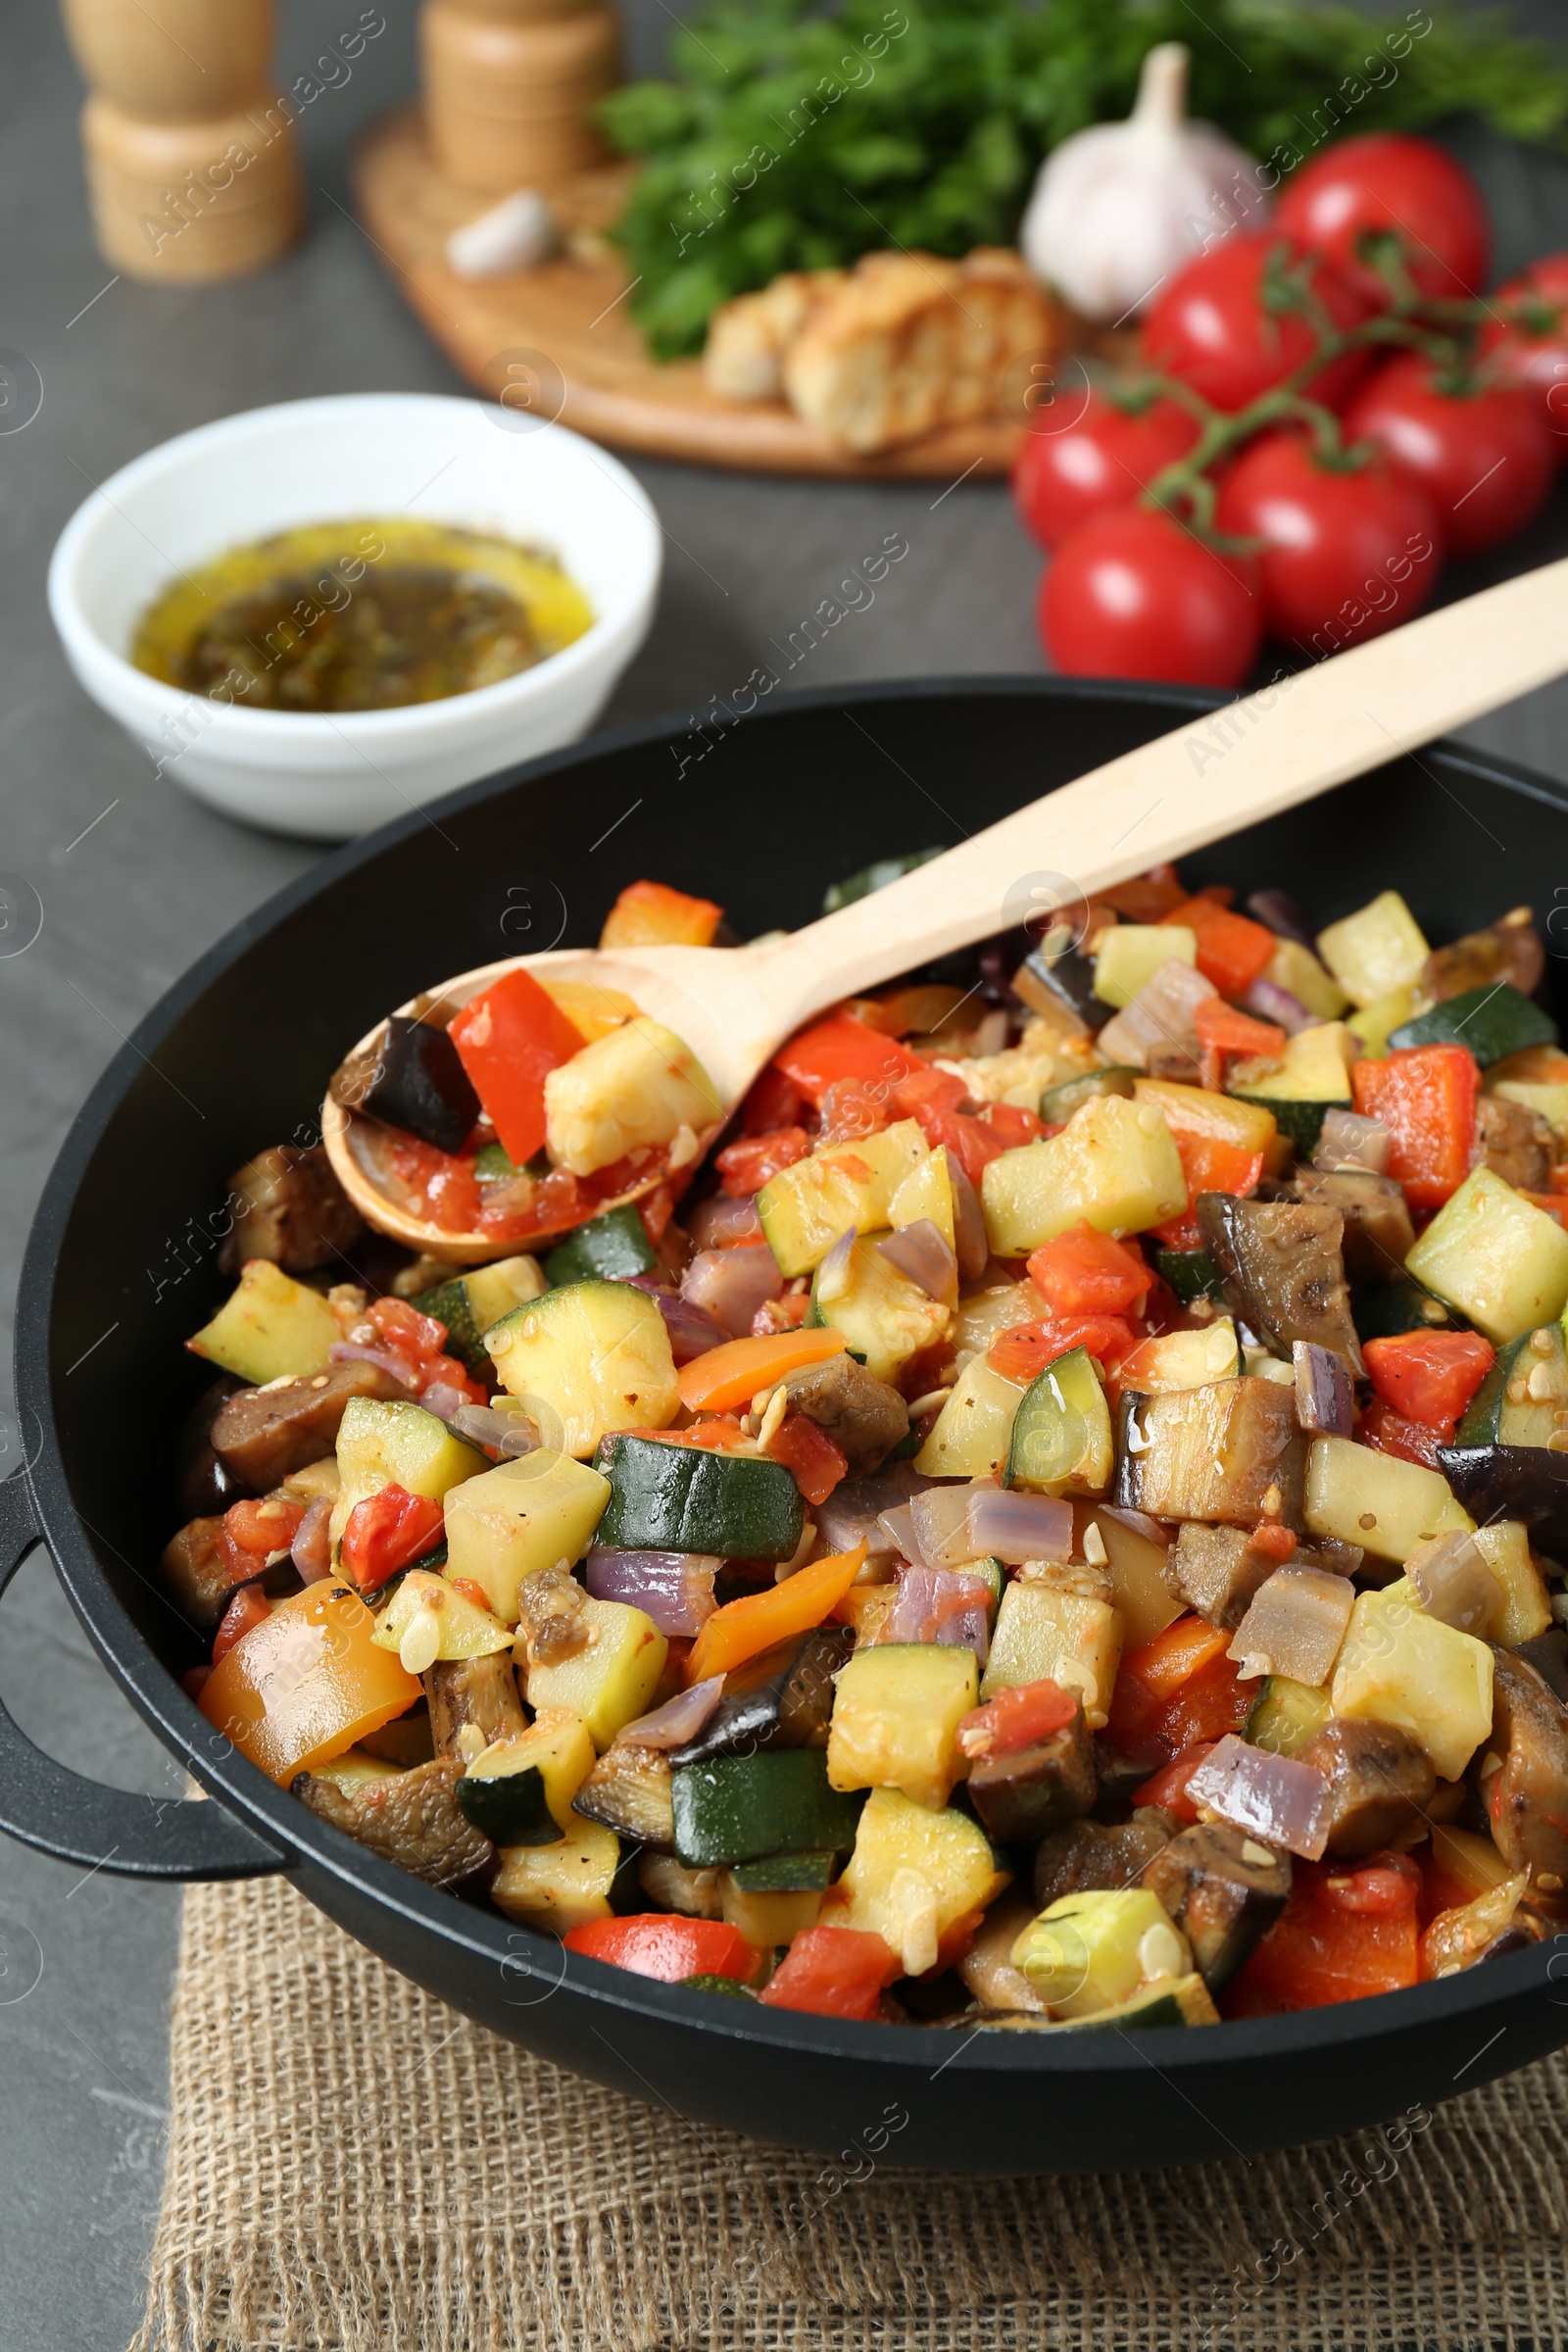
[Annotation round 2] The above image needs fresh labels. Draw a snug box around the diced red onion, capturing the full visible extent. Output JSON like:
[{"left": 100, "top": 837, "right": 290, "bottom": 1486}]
[
  {"left": 1313, "top": 1108, "right": 1392, "bottom": 1175},
  {"left": 451, "top": 1401, "right": 544, "bottom": 1458},
  {"left": 623, "top": 1277, "right": 726, "bottom": 1364},
  {"left": 419, "top": 1381, "right": 470, "bottom": 1424},
  {"left": 1098, "top": 960, "right": 1216, "bottom": 1070},
  {"left": 615, "top": 1675, "right": 725, "bottom": 1750},
  {"left": 1185, "top": 1734, "right": 1332, "bottom": 1860},
  {"left": 687, "top": 1193, "right": 762, "bottom": 1250},
  {"left": 893, "top": 1486, "right": 976, "bottom": 1568},
  {"left": 585, "top": 1548, "right": 719, "bottom": 1635},
  {"left": 1297, "top": 1534, "right": 1364, "bottom": 1577},
  {"left": 877, "top": 1219, "right": 956, "bottom": 1299},
  {"left": 949, "top": 1158, "right": 990, "bottom": 1283},
  {"left": 960, "top": 1487, "right": 1075, "bottom": 1566},
  {"left": 1407, "top": 1531, "right": 1500, "bottom": 1635},
  {"left": 878, "top": 1565, "right": 994, "bottom": 1662},
  {"left": 1227, "top": 1567, "right": 1355, "bottom": 1688},
  {"left": 680, "top": 1241, "right": 784, "bottom": 1339},
  {"left": 1243, "top": 976, "right": 1312, "bottom": 1035},
  {"left": 329, "top": 1342, "right": 423, "bottom": 1393},
  {"left": 1246, "top": 888, "right": 1315, "bottom": 947},
  {"left": 814, "top": 1227, "right": 858, "bottom": 1298},
  {"left": 291, "top": 1495, "right": 334, "bottom": 1584},
  {"left": 1292, "top": 1341, "right": 1355, "bottom": 1437},
  {"left": 815, "top": 1465, "right": 934, "bottom": 1558}
]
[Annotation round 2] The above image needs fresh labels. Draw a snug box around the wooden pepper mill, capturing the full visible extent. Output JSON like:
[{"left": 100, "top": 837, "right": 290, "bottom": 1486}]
[
  {"left": 420, "top": 0, "right": 620, "bottom": 194},
  {"left": 61, "top": 0, "right": 304, "bottom": 283}
]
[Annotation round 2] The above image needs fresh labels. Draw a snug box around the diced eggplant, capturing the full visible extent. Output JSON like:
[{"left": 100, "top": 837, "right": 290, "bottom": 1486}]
[
  {"left": 1115, "top": 1379, "right": 1305, "bottom": 1530},
  {"left": 637, "top": 1850, "right": 724, "bottom": 1918},
  {"left": 1474, "top": 1096, "right": 1554, "bottom": 1194},
  {"left": 571, "top": 1742, "right": 675, "bottom": 1852},
  {"left": 1437, "top": 1443, "right": 1568, "bottom": 1558},
  {"left": 1197, "top": 1196, "right": 1361, "bottom": 1370},
  {"left": 956, "top": 1891, "right": 1051, "bottom": 2012},
  {"left": 175, "top": 1376, "right": 247, "bottom": 1517},
  {"left": 1140, "top": 1822, "right": 1292, "bottom": 1994},
  {"left": 1420, "top": 906, "right": 1544, "bottom": 1004},
  {"left": 1011, "top": 942, "right": 1114, "bottom": 1037},
  {"left": 161, "top": 1515, "right": 239, "bottom": 1630},
  {"left": 330, "top": 1012, "right": 481, "bottom": 1155},
  {"left": 1488, "top": 1647, "right": 1568, "bottom": 1906},
  {"left": 1164, "top": 1524, "right": 1282, "bottom": 1632},
  {"left": 1032, "top": 1806, "right": 1179, "bottom": 1911},
  {"left": 1513, "top": 1629, "right": 1568, "bottom": 1704},
  {"left": 667, "top": 1625, "right": 855, "bottom": 1766},
  {"left": 218, "top": 1144, "right": 364, "bottom": 1276},
  {"left": 359, "top": 1707, "right": 436, "bottom": 1767},
  {"left": 291, "top": 1755, "right": 496, "bottom": 1888},
  {"left": 779, "top": 1353, "right": 909, "bottom": 1476},
  {"left": 514, "top": 1565, "right": 593, "bottom": 1669},
  {"left": 813, "top": 1463, "right": 934, "bottom": 1560},
  {"left": 1293, "top": 1342, "right": 1354, "bottom": 1438},
  {"left": 1422, "top": 1875, "right": 1539, "bottom": 1978},
  {"left": 1287, "top": 1167, "right": 1414, "bottom": 1288},
  {"left": 965, "top": 1704, "right": 1097, "bottom": 1844},
  {"left": 423, "top": 1650, "right": 526, "bottom": 1758},
  {"left": 1293, "top": 1718, "right": 1436, "bottom": 1858},
  {"left": 211, "top": 1359, "right": 405, "bottom": 1492}
]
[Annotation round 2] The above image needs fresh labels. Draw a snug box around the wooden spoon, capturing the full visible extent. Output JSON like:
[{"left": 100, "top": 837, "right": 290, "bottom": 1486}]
[{"left": 326, "top": 558, "right": 1568, "bottom": 1262}]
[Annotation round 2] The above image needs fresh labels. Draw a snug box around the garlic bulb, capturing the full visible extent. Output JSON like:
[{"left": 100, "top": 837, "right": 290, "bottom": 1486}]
[{"left": 1019, "top": 43, "right": 1268, "bottom": 323}]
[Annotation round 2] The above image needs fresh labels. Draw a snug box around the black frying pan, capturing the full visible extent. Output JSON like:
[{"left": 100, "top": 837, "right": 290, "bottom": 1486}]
[{"left": 5, "top": 676, "right": 1568, "bottom": 2174}]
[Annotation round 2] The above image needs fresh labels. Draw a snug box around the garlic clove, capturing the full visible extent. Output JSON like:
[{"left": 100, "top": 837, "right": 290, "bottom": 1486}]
[{"left": 447, "top": 189, "right": 557, "bottom": 280}]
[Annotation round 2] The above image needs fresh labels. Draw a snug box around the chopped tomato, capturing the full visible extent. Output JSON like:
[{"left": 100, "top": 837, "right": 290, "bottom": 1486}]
[
  {"left": 1163, "top": 895, "right": 1276, "bottom": 997},
  {"left": 563, "top": 1914, "right": 759, "bottom": 1983},
  {"left": 340, "top": 1483, "right": 446, "bottom": 1595},
  {"left": 988, "top": 1314, "right": 1138, "bottom": 1385},
  {"left": 893, "top": 1065, "right": 967, "bottom": 1116},
  {"left": 1226, "top": 1854, "right": 1420, "bottom": 2015},
  {"left": 1358, "top": 1394, "right": 1446, "bottom": 1470},
  {"left": 677, "top": 1328, "right": 848, "bottom": 1413},
  {"left": 765, "top": 1411, "right": 848, "bottom": 1506},
  {"left": 890, "top": 1067, "right": 1005, "bottom": 1189},
  {"left": 362, "top": 1297, "right": 486, "bottom": 1406},
  {"left": 449, "top": 967, "right": 585, "bottom": 1166},
  {"left": 1159, "top": 1650, "right": 1252, "bottom": 1752},
  {"left": 1193, "top": 997, "right": 1287, "bottom": 1059},
  {"left": 773, "top": 1015, "right": 924, "bottom": 1105},
  {"left": 1147, "top": 1130, "right": 1262, "bottom": 1252},
  {"left": 623, "top": 1416, "right": 752, "bottom": 1452},
  {"left": 739, "top": 1063, "right": 807, "bottom": 1135},
  {"left": 1027, "top": 1222, "right": 1152, "bottom": 1316},
  {"left": 1249, "top": 1521, "right": 1298, "bottom": 1565},
  {"left": 599, "top": 879, "right": 723, "bottom": 951},
  {"left": 685, "top": 1542, "right": 866, "bottom": 1684},
  {"left": 1524, "top": 1192, "right": 1568, "bottom": 1228},
  {"left": 753, "top": 1292, "right": 811, "bottom": 1335},
  {"left": 715, "top": 1126, "right": 811, "bottom": 1197},
  {"left": 818, "top": 1077, "right": 893, "bottom": 1144},
  {"left": 1103, "top": 1614, "right": 1237, "bottom": 1761},
  {"left": 956, "top": 1677, "right": 1077, "bottom": 1760},
  {"left": 1131, "top": 1740, "right": 1219, "bottom": 1822},
  {"left": 1352, "top": 1046, "right": 1480, "bottom": 1212},
  {"left": 212, "top": 1584, "right": 272, "bottom": 1665},
  {"left": 388, "top": 1135, "right": 482, "bottom": 1233},
  {"left": 220, "top": 1495, "right": 306, "bottom": 1581},
  {"left": 1362, "top": 1329, "right": 1494, "bottom": 1437},
  {"left": 979, "top": 1102, "right": 1045, "bottom": 1150},
  {"left": 758, "top": 1925, "right": 902, "bottom": 2020},
  {"left": 449, "top": 1576, "right": 494, "bottom": 1613}
]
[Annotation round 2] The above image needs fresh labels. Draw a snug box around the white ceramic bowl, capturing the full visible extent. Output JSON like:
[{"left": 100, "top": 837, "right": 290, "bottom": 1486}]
[{"left": 47, "top": 393, "right": 662, "bottom": 839}]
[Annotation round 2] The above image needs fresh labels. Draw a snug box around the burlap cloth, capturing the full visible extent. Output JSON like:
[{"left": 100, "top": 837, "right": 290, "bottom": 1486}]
[{"left": 131, "top": 1875, "right": 1568, "bottom": 2352}]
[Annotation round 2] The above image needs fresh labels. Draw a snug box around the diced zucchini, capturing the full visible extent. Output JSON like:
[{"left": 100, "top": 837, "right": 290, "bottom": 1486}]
[
  {"left": 980, "top": 1582, "right": 1122, "bottom": 1729},
  {"left": 1116, "top": 1320, "right": 1241, "bottom": 1395},
  {"left": 826, "top": 1644, "right": 979, "bottom": 1810},
  {"left": 671, "top": 1750, "right": 865, "bottom": 1867},
  {"left": 188, "top": 1259, "right": 341, "bottom": 1386},
  {"left": 731, "top": 1849, "right": 837, "bottom": 1892},
  {"left": 306, "top": 1748, "right": 404, "bottom": 1800},
  {"left": 822, "top": 848, "right": 942, "bottom": 912},
  {"left": 1081, "top": 1506, "right": 1182, "bottom": 1651},
  {"left": 1316, "top": 890, "right": 1430, "bottom": 1007},
  {"left": 596, "top": 1434, "right": 804, "bottom": 1559},
  {"left": 1329, "top": 1577, "right": 1494, "bottom": 1779},
  {"left": 1154, "top": 1246, "right": 1226, "bottom": 1304},
  {"left": 981, "top": 1095, "right": 1187, "bottom": 1255},
  {"left": 953, "top": 1282, "right": 1042, "bottom": 1363},
  {"left": 1004, "top": 1347, "right": 1113, "bottom": 1495},
  {"left": 1405, "top": 1170, "right": 1568, "bottom": 1345},
  {"left": 1457, "top": 1327, "right": 1568, "bottom": 1447},
  {"left": 491, "top": 1819, "right": 620, "bottom": 1931},
  {"left": 828, "top": 1787, "right": 1007, "bottom": 1977},
  {"left": 1245, "top": 1674, "right": 1332, "bottom": 1757},
  {"left": 542, "top": 1204, "right": 657, "bottom": 1288},
  {"left": 1261, "top": 936, "right": 1348, "bottom": 1022},
  {"left": 1348, "top": 987, "right": 1417, "bottom": 1059},
  {"left": 474, "top": 1707, "right": 596, "bottom": 1831},
  {"left": 520, "top": 1592, "right": 666, "bottom": 1750},
  {"left": 485, "top": 1280, "right": 679, "bottom": 1456},
  {"left": 542, "top": 1018, "right": 717, "bottom": 1178},
  {"left": 1134, "top": 1078, "right": 1281, "bottom": 1163},
  {"left": 1115, "top": 1380, "right": 1304, "bottom": 1528},
  {"left": 756, "top": 1120, "right": 929, "bottom": 1276},
  {"left": 1010, "top": 1886, "right": 1192, "bottom": 2019},
  {"left": 331, "top": 1398, "right": 487, "bottom": 1545},
  {"left": 888, "top": 1142, "right": 957, "bottom": 1257},
  {"left": 442, "top": 1453, "right": 611, "bottom": 1623},
  {"left": 1093, "top": 924, "right": 1198, "bottom": 1007},
  {"left": 718, "top": 1875, "right": 823, "bottom": 1947},
  {"left": 1430, "top": 1820, "right": 1516, "bottom": 1903},
  {"left": 1472, "top": 1520, "right": 1553, "bottom": 1643},
  {"left": 1304, "top": 1433, "right": 1472, "bottom": 1562},
  {"left": 371, "top": 1568, "right": 512, "bottom": 1664},
  {"left": 1390, "top": 984, "right": 1555, "bottom": 1068},
  {"left": 914, "top": 1359, "right": 1025, "bottom": 1479},
  {"left": 1488, "top": 1045, "right": 1568, "bottom": 1150},
  {"left": 1226, "top": 1021, "right": 1357, "bottom": 1156},
  {"left": 1352, "top": 1274, "right": 1461, "bottom": 1343},
  {"left": 456, "top": 1750, "right": 558, "bottom": 1845},
  {"left": 412, "top": 1255, "right": 547, "bottom": 1374},
  {"left": 1044, "top": 1973, "right": 1219, "bottom": 2030},
  {"left": 810, "top": 1233, "right": 950, "bottom": 1385}
]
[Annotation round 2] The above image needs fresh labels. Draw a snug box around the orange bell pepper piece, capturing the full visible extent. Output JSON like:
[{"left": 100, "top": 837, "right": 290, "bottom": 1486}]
[
  {"left": 684, "top": 1541, "right": 867, "bottom": 1685},
  {"left": 676, "top": 1328, "right": 847, "bottom": 1414},
  {"left": 599, "top": 879, "right": 723, "bottom": 950},
  {"left": 199, "top": 1583, "right": 420, "bottom": 1787},
  {"left": 1163, "top": 895, "right": 1276, "bottom": 997},
  {"left": 1351, "top": 1046, "right": 1479, "bottom": 1212},
  {"left": 1192, "top": 997, "right": 1287, "bottom": 1058}
]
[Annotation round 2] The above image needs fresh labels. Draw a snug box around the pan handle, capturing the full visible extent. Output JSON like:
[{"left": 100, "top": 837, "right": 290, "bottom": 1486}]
[{"left": 0, "top": 1472, "right": 284, "bottom": 1880}]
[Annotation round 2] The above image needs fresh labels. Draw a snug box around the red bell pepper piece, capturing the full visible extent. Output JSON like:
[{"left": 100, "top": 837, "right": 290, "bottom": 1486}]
[
  {"left": 1131, "top": 1740, "right": 1219, "bottom": 1823},
  {"left": 764, "top": 1411, "right": 849, "bottom": 1506},
  {"left": 212, "top": 1583, "right": 273, "bottom": 1665},
  {"left": 715, "top": 1127, "right": 811, "bottom": 1198},
  {"left": 1358, "top": 1394, "right": 1446, "bottom": 1471},
  {"left": 1148, "top": 1130, "right": 1263, "bottom": 1252},
  {"left": 449, "top": 968, "right": 585, "bottom": 1165},
  {"left": 1225, "top": 1853, "right": 1420, "bottom": 2015},
  {"left": 758, "top": 1925, "right": 902, "bottom": 2019},
  {"left": 1362, "top": 1329, "right": 1494, "bottom": 1437},
  {"left": 772, "top": 1015, "right": 925, "bottom": 1106},
  {"left": 988, "top": 1315, "right": 1139, "bottom": 1386},
  {"left": 739, "top": 1063, "right": 807, "bottom": 1135},
  {"left": 1027, "top": 1221, "right": 1152, "bottom": 1315},
  {"left": 563, "top": 1914, "right": 760, "bottom": 1984},
  {"left": 1164, "top": 896, "right": 1276, "bottom": 997},
  {"left": 1103, "top": 1615, "right": 1242, "bottom": 1762},
  {"left": 956, "top": 1677, "right": 1077, "bottom": 1761},
  {"left": 340, "top": 1483, "right": 446, "bottom": 1595},
  {"left": 1351, "top": 1046, "right": 1480, "bottom": 1212},
  {"left": 1192, "top": 997, "right": 1287, "bottom": 1059}
]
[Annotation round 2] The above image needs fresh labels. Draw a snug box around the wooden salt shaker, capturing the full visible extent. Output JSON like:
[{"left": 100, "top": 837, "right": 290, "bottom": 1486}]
[
  {"left": 420, "top": 0, "right": 620, "bottom": 194},
  {"left": 61, "top": 0, "right": 303, "bottom": 283}
]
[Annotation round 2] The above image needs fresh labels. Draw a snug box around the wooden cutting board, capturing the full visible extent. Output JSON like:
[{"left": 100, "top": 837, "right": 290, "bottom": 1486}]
[{"left": 352, "top": 104, "right": 1030, "bottom": 480}]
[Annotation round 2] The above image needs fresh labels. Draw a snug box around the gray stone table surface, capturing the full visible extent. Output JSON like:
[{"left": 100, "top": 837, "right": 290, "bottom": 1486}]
[{"left": 7, "top": 1, "right": 1568, "bottom": 2343}]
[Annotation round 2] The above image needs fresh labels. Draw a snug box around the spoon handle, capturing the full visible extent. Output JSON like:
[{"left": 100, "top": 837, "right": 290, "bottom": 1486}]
[{"left": 751, "top": 555, "right": 1568, "bottom": 1020}]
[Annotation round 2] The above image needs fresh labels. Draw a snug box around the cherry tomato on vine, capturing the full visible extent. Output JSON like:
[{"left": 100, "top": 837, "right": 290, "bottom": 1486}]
[
  {"left": 1275, "top": 132, "right": 1489, "bottom": 307},
  {"left": 1039, "top": 505, "right": 1262, "bottom": 687},
  {"left": 1142, "top": 232, "right": 1373, "bottom": 415},
  {"left": 1342, "top": 353, "right": 1555, "bottom": 559},
  {"left": 1483, "top": 252, "right": 1568, "bottom": 465},
  {"left": 1011, "top": 391, "right": 1200, "bottom": 550},
  {"left": 1212, "top": 430, "right": 1442, "bottom": 653}
]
